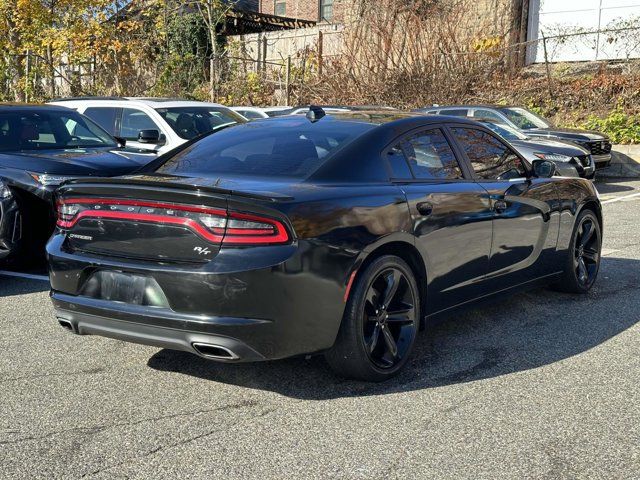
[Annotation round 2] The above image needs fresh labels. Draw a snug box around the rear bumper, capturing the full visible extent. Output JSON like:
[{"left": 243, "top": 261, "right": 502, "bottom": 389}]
[
  {"left": 47, "top": 234, "right": 355, "bottom": 361},
  {"left": 53, "top": 295, "right": 266, "bottom": 362}
]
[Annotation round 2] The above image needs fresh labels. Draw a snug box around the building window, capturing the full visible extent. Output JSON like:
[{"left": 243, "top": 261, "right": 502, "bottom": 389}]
[
  {"left": 274, "top": 0, "right": 285, "bottom": 16},
  {"left": 319, "top": 0, "right": 333, "bottom": 21}
]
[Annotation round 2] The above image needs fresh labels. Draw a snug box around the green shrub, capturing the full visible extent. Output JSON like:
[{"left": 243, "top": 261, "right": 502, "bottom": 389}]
[{"left": 579, "top": 109, "right": 640, "bottom": 145}]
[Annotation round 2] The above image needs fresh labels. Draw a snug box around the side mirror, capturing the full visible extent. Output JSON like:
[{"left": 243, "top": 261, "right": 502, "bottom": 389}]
[
  {"left": 532, "top": 159, "right": 557, "bottom": 178},
  {"left": 137, "top": 129, "right": 164, "bottom": 144}
]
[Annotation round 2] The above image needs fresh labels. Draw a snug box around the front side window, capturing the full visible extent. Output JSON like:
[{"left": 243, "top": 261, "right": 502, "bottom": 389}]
[
  {"left": 451, "top": 127, "right": 526, "bottom": 180},
  {"left": 473, "top": 109, "right": 506, "bottom": 124},
  {"left": 156, "top": 107, "right": 245, "bottom": 140},
  {"left": 319, "top": 0, "right": 333, "bottom": 20},
  {"left": 83, "top": 107, "right": 119, "bottom": 136},
  {"left": 274, "top": 0, "right": 286, "bottom": 15},
  {"left": 0, "top": 110, "right": 116, "bottom": 152},
  {"left": 403, "top": 129, "right": 462, "bottom": 179},
  {"left": 120, "top": 108, "right": 160, "bottom": 141}
]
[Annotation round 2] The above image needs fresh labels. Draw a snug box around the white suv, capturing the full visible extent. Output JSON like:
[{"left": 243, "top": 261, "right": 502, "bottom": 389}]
[{"left": 49, "top": 97, "right": 245, "bottom": 154}]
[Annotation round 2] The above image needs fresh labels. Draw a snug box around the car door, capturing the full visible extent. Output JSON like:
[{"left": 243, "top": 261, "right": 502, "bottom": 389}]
[
  {"left": 448, "top": 125, "right": 560, "bottom": 286},
  {"left": 385, "top": 127, "right": 494, "bottom": 314}
]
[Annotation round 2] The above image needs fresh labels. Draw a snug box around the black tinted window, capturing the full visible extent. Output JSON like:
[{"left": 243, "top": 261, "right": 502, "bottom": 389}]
[
  {"left": 451, "top": 127, "right": 526, "bottom": 180},
  {"left": 386, "top": 145, "right": 412, "bottom": 178},
  {"left": 157, "top": 120, "right": 372, "bottom": 179},
  {"left": 403, "top": 129, "right": 462, "bottom": 179},
  {"left": 156, "top": 107, "right": 244, "bottom": 140},
  {"left": 438, "top": 109, "right": 469, "bottom": 117},
  {"left": 84, "top": 107, "right": 118, "bottom": 136},
  {"left": 0, "top": 110, "right": 116, "bottom": 152},
  {"left": 121, "top": 108, "right": 160, "bottom": 141}
]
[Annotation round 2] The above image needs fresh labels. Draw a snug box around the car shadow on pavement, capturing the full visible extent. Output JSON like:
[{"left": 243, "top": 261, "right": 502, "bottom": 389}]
[
  {"left": 147, "top": 256, "right": 640, "bottom": 399},
  {"left": 0, "top": 277, "right": 49, "bottom": 297},
  {"left": 594, "top": 179, "right": 636, "bottom": 195}
]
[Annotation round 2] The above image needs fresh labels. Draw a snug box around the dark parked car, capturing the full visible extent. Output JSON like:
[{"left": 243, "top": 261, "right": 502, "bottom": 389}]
[
  {"left": 420, "top": 105, "right": 612, "bottom": 168},
  {"left": 474, "top": 118, "right": 595, "bottom": 179},
  {"left": 0, "top": 104, "right": 155, "bottom": 264},
  {"left": 48, "top": 112, "right": 602, "bottom": 381}
]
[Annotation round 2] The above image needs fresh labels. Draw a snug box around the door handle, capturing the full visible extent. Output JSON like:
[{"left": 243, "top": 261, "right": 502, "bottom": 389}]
[
  {"left": 416, "top": 201, "right": 433, "bottom": 216},
  {"left": 493, "top": 199, "right": 508, "bottom": 213}
]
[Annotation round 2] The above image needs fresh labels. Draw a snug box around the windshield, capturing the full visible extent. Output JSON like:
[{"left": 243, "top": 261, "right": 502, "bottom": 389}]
[
  {"left": 480, "top": 122, "right": 528, "bottom": 141},
  {"left": 156, "top": 119, "right": 372, "bottom": 179},
  {"left": 500, "top": 107, "right": 552, "bottom": 130},
  {"left": 0, "top": 109, "right": 117, "bottom": 152},
  {"left": 155, "top": 106, "right": 245, "bottom": 140}
]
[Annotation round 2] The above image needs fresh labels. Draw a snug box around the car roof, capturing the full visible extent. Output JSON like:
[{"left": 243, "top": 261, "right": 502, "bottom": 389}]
[
  {"left": 0, "top": 103, "right": 74, "bottom": 112},
  {"left": 50, "top": 97, "right": 226, "bottom": 109},
  {"left": 419, "top": 104, "right": 517, "bottom": 111}
]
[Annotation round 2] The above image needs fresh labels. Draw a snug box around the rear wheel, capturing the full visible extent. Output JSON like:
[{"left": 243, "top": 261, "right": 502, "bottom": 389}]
[
  {"left": 553, "top": 209, "right": 601, "bottom": 293},
  {"left": 325, "top": 255, "right": 420, "bottom": 382}
]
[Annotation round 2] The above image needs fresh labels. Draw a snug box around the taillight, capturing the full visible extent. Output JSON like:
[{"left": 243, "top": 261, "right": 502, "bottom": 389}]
[{"left": 56, "top": 198, "right": 290, "bottom": 245}]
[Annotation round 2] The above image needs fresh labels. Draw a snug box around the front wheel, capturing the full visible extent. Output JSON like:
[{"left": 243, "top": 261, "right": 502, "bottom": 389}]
[
  {"left": 553, "top": 209, "right": 601, "bottom": 293},
  {"left": 325, "top": 255, "right": 420, "bottom": 382}
]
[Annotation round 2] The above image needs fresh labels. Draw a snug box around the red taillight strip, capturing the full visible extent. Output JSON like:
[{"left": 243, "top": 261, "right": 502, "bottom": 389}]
[
  {"left": 57, "top": 198, "right": 291, "bottom": 245},
  {"left": 57, "top": 210, "right": 224, "bottom": 243}
]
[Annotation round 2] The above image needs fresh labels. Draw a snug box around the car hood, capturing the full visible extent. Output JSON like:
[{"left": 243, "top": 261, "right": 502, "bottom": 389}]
[
  {"left": 0, "top": 147, "right": 150, "bottom": 176},
  {"left": 525, "top": 127, "right": 608, "bottom": 142},
  {"left": 510, "top": 138, "right": 590, "bottom": 156}
]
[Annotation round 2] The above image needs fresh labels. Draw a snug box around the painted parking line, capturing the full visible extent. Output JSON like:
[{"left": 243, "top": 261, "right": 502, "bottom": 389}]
[
  {"left": 601, "top": 192, "right": 640, "bottom": 205},
  {"left": 0, "top": 270, "right": 49, "bottom": 282}
]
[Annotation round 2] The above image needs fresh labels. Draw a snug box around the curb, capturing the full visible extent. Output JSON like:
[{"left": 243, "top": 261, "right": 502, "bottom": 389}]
[{"left": 598, "top": 145, "right": 640, "bottom": 178}]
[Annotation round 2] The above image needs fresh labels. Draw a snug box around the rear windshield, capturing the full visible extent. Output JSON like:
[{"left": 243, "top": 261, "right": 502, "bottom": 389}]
[
  {"left": 156, "top": 119, "right": 373, "bottom": 179},
  {"left": 0, "top": 109, "right": 117, "bottom": 152}
]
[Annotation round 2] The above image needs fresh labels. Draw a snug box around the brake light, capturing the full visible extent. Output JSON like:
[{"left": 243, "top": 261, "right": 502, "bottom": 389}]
[{"left": 56, "top": 198, "right": 290, "bottom": 245}]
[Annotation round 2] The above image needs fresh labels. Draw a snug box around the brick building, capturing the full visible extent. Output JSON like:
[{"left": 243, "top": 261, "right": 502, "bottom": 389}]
[{"left": 259, "top": 0, "right": 348, "bottom": 22}]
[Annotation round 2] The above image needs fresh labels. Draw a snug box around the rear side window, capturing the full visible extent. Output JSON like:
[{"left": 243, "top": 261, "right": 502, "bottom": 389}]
[
  {"left": 386, "top": 145, "right": 412, "bottom": 178},
  {"left": 438, "top": 109, "right": 469, "bottom": 117},
  {"left": 451, "top": 127, "right": 526, "bottom": 180},
  {"left": 386, "top": 129, "right": 462, "bottom": 180},
  {"left": 157, "top": 120, "right": 372, "bottom": 179},
  {"left": 84, "top": 107, "right": 118, "bottom": 136},
  {"left": 404, "top": 129, "right": 462, "bottom": 179}
]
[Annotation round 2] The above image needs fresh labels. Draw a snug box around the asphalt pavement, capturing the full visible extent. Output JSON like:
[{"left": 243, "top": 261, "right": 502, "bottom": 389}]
[{"left": 1, "top": 178, "right": 639, "bottom": 479}]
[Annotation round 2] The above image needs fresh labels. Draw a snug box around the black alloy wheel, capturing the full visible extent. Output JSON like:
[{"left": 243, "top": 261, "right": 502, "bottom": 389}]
[
  {"left": 554, "top": 209, "right": 601, "bottom": 293},
  {"left": 325, "top": 255, "right": 420, "bottom": 381},
  {"left": 363, "top": 267, "right": 417, "bottom": 369},
  {"left": 574, "top": 214, "right": 600, "bottom": 289}
]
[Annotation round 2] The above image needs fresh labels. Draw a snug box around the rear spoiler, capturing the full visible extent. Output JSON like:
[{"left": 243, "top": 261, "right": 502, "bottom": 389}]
[{"left": 58, "top": 176, "right": 294, "bottom": 202}]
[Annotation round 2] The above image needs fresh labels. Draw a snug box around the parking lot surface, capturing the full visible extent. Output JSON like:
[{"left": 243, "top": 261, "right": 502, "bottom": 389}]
[{"left": 1, "top": 179, "right": 639, "bottom": 479}]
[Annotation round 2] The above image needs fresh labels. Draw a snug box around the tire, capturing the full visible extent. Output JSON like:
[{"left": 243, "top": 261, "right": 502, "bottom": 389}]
[
  {"left": 325, "top": 255, "right": 420, "bottom": 382},
  {"left": 552, "top": 209, "right": 601, "bottom": 294}
]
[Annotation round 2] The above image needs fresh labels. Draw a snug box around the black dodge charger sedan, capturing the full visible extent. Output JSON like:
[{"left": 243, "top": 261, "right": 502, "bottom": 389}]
[
  {"left": 0, "top": 104, "right": 155, "bottom": 264},
  {"left": 48, "top": 112, "right": 602, "bottom": 381}
]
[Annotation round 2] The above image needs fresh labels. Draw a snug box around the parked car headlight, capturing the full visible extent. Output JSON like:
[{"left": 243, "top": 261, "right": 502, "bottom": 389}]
[
  {"left": 0, "top": 180, "right": 11, "bottom": 199},
  {"left": 533, "top": 152, "right": 572, "bottom": 162},
  {"left": 30, "top": 174, "right": 82, "bottom": 186}
]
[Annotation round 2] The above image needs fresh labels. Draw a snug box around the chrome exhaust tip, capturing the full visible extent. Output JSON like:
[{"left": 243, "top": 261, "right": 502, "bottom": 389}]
[
  {"left": 57, "top": 318, "right": 75, "bottom": 333},
  {"left": 192, "top": 342, "right": 239, "bottom": 360}
]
